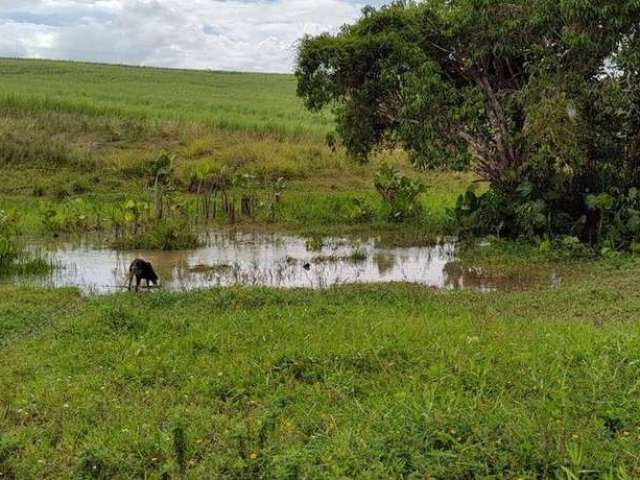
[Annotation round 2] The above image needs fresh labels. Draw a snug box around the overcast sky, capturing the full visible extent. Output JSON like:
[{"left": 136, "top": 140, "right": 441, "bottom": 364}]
[{"left": 0, "top": 0, "right": 378, "bottom": 73}]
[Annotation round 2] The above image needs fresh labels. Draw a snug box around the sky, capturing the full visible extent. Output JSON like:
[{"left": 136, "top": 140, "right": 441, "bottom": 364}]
[{"left": 0, "top": 0, "right": 378, "bottom": 73}]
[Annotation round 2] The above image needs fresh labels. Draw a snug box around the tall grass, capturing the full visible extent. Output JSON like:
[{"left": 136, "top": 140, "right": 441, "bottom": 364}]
[{"left": 0, "top": 210, "right": 51, "bottom": 275}]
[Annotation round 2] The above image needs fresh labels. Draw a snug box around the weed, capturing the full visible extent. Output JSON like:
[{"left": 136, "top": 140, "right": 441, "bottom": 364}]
[
  {"left": 375, "top": 163, "right": 426, "bottom": 222},
  {"left": 0, "top": 209, "right": 52, "bottom": 275},
  {"left": 305, "top": 237, "right": 324, "bottom": 252}
]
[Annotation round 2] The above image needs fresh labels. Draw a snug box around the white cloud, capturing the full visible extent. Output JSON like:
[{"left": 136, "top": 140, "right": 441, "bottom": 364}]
[{"left": 0, "top": 0, "right": 371, "bottom": 72}]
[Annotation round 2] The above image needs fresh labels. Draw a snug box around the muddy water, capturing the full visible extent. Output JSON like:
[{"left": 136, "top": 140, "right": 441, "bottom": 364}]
[{"left": 7, "top": 230, "right": 542, "bottom": 294}]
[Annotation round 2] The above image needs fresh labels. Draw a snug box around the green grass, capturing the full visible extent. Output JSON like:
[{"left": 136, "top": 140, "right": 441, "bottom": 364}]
[
  {"left": 2, "top": 263, "right": 640, "bottom": 478},
  {"left": 0, "top": 59, "right": 478, "bottom": 241},
  {"left": 0, "top": 254, "right": 51, "bottom": 277},
  {"left": 0, "top": 58, "right": 333, "bottom": 139}
]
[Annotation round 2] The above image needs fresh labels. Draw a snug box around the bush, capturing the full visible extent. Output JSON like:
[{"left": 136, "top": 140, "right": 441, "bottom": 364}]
[
  {"left": 449, "top": 184, "right": 640, "bottom": 252},
  {"left": 343, "top": 197, "right": 375, "bottom": 224},
  {"left": 539, "top": 236, "right": 594, "bottom": 260},
  {"left": 447, "top": 187, "right": 513, "bottom": 239},
  {"left": 586, "top": 188, "right": 640, "bottom": 250},
  {"left": 374, "top": 163, "right": 426, "bottom": 223}
]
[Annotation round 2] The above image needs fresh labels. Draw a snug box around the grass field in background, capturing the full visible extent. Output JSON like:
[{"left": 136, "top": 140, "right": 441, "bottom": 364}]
[
  {"left": 0, "top": 58, "right": 333, "bottom": 138},
  {"left": 0, "top": 59, "right": 476, "bottom": 237}
]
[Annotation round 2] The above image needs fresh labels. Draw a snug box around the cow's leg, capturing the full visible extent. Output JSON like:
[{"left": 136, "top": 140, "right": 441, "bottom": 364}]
[
  {"left": 135, "top": 276, "right": 141, "bottom": 292},
  {"left": 128, "top": 271, "right": 133, "bottom": 291}
]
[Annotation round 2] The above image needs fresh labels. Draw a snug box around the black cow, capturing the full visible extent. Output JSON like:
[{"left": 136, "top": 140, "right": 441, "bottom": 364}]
[{"left": 128, "top": 258, "right": 159, "bottom": 292}]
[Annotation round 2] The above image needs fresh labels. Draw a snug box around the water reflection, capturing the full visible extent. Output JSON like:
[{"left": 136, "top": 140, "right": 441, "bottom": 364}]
[{"left": 5, "top": 230, "right": 543, "bottom": 294}]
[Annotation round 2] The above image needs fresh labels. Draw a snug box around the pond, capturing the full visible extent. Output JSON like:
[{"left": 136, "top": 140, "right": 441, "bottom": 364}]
[{"left": 5, "top": 230, "right": 549, "bottom": 294}]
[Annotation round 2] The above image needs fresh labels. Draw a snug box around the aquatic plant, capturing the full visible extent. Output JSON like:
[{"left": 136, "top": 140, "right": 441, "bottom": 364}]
[
  {"left": 147, "top": 152, "right": 176, "bottom": 220},
  {"left": 349, "top": 246, "right": 368, "bottom": 263},
  {"left": 0, "top": 210, "right": 19, "bottom": 269},
  {"left": 40, "top": 198, "right": 103, "bottom": 233},
  {"left": 304, "top": 237, "right": 324, "bottom": 252},
  {"left": 110, "top": 219, "right": 199, "bottom": 251},
  {"left": 0, "top": 209, "right": 52, "bottom": 275},
  {"left": 266, "top": 177, "right": 287, "bottom": 223}
]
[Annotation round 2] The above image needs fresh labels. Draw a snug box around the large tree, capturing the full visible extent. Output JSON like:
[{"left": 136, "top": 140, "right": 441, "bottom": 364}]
[{"left": 296, "top": 0, "right": 640, "bottom": 242}]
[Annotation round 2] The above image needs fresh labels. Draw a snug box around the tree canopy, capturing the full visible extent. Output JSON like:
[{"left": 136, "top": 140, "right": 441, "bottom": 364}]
[{"left": 296, "top": 0, "right": 640, "bottom": 244}]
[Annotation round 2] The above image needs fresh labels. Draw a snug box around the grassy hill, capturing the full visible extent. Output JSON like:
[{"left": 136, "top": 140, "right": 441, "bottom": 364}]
[
  {"left": 0, "top": 58, "right": 333, "bottom": 138},
  {"left": 0, "top": 58, "right": 474, "bottom": 237}
]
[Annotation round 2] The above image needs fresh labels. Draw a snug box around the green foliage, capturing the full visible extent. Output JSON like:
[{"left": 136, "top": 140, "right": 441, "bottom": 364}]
[
  {"left": 297, "top": 0, "right": 640, "bottom": 246},
  {"left": 147, "top": 152, "right": 175, "bottom": 188},
  {"left": 349, "top": 246, "right": 367, "bottom": 262},
  {"left": 447, "top": 187, "right": 510, "bottom": 238},
  {"left": 374, "top": 163, "right": 425, "bottom": 222},
  {"left": 539, "top": 236, "right": 594, "bottom": 260},
  {"left": 37, "top": 195, "right": 200, "bottom": 251},
  {"left": 41, "top": 198, "right": 100, "bottom": 232},
  {"left": 585, "top": 188, "right": 640, "bottom": 250},
  {"left": 343, "top": 197, "right": 375, "bottom": 224},
  {"left": 0, "top": 209, "right": 51, "bottom": 275}
]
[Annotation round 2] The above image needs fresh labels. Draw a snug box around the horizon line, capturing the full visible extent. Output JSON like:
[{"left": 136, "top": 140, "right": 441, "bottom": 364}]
[{"left": 0, "top": 55, "right": 296, "bottom": 76}]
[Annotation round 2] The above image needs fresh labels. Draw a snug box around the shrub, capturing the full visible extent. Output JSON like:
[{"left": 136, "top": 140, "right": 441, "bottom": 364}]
[
  {"left": 447, "top": 187, "right": 512, "bottom": 239},
  {"left": 374, "top": 163, "right": 426, "bottom": 223},
  {"left": 344, "top": 197, "right": 375, "bottom": 224},
  {"left": 585, "top": 188, "right": 640, "bottom": 250},
  {"left": 539, "top": 236, "right": 594, "bottom": 260}
]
